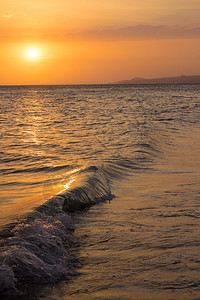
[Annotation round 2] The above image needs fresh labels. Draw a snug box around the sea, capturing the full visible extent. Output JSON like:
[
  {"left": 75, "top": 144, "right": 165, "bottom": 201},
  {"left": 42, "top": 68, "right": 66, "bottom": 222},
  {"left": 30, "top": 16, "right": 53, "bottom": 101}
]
[{"left": 0, "top": 84, "right": 200, "bottom": 299}]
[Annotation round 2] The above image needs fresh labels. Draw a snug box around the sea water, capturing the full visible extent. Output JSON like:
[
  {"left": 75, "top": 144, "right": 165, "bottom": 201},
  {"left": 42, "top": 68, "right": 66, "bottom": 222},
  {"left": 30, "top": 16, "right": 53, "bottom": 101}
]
[{"left": 0, "top": 84, "right": 200, "bottom": 299}]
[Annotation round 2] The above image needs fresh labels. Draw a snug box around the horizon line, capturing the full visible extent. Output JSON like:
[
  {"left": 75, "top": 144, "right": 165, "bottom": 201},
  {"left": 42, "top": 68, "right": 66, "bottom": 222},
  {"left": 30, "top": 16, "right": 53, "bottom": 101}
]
[{"left": 1, "top": 74, "right": 200, "bottom": 87}]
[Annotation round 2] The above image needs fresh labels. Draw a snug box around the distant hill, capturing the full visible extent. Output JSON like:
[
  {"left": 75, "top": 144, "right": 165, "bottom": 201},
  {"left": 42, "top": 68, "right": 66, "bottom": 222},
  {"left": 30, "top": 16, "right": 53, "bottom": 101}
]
[{"left": 114, "top": 75, "right": 200, "bottom": 85}]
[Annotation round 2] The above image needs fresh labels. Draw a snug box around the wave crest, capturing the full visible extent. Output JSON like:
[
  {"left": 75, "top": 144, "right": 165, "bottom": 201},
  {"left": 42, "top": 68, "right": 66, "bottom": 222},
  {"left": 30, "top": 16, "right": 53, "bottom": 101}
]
[{"left": 0, "top": 166, "right": 113, "bottom": 296}]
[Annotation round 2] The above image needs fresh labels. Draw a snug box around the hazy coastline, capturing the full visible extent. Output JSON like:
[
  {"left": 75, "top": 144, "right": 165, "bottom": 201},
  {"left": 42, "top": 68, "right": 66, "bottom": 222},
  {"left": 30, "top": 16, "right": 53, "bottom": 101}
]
[{"left": 114, "top": 75, "right": 200, "bottom": 85}]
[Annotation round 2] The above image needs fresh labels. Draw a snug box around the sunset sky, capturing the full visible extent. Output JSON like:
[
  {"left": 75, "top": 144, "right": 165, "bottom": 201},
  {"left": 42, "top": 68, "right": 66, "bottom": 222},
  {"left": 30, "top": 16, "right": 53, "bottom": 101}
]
[{"left": 1, "top": 0, "right": 200, "bottom": 85}]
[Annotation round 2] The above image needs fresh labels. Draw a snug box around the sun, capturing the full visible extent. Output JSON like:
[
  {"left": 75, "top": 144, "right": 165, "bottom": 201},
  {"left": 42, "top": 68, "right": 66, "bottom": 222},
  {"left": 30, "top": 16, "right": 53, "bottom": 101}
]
[{"left": 27, "top": 49, "right": 38, "bottom": 58}]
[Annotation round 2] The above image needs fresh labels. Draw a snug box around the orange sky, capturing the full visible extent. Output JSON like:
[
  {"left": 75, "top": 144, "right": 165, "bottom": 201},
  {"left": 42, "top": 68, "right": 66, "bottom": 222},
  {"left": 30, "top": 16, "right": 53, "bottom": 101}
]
[{"left": 1, "top": 0, "right": 200, "bottom": 84}]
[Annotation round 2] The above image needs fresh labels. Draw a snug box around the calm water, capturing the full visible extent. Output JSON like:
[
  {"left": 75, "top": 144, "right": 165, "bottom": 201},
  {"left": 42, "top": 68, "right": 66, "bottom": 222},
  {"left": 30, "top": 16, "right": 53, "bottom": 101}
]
[{"left": 0, "top": 84, "right": 200, "bottom": 299}]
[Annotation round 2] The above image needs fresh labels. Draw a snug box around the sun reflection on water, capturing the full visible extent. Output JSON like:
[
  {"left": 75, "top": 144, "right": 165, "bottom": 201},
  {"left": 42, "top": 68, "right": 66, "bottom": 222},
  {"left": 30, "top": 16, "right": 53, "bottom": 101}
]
[{"left": 63, "top": 177, "right": 76, "bottom": 190}]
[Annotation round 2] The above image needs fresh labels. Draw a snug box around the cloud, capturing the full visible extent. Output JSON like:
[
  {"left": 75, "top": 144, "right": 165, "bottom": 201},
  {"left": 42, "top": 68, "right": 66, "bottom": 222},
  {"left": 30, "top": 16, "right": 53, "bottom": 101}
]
[
  {"left": 2, "top": 12, "right": 14, "bottom": 19},
  {"left": 77, "top": 25, "right": 200, "bottom": 40},
  {"left": 0, "top": 24, "right": 200, "bottom": 42}
]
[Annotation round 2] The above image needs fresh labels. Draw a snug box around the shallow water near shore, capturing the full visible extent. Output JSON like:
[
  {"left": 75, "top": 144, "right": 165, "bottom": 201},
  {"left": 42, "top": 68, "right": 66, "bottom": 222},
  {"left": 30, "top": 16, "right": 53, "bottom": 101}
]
[{"left": 0, "top": 84, "right": 200, "bottom": 299}]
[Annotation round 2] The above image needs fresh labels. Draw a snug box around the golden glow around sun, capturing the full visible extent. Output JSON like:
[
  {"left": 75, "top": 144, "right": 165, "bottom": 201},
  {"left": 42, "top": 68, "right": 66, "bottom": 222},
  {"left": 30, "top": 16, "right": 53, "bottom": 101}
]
[{"left": 27, "top": 49, "right": 38, "bottom": 58}]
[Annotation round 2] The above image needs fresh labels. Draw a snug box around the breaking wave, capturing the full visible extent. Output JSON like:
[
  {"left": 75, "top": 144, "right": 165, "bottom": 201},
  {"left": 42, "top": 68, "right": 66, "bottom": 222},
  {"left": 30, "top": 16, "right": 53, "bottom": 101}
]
[{"left": 0, "top": 166, "right": 113, "bottom": 296}]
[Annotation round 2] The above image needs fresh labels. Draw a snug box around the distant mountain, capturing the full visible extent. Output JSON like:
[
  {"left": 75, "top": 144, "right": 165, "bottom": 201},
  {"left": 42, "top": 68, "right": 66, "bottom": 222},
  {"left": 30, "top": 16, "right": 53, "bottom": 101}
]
[{"left": 114, "top": 75, "right": 200, "bottom": 85}]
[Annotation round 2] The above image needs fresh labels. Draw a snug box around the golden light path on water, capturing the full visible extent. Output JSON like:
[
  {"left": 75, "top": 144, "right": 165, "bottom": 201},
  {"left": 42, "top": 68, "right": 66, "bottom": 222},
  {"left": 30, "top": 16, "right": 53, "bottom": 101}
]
[{"left": 0, "top": 90, "right": 85, "bottom": 226}]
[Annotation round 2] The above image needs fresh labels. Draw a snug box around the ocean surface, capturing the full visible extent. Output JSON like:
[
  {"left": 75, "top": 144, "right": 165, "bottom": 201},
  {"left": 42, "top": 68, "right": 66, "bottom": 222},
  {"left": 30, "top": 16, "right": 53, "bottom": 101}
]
[{"left": 0, "top": 84, "right": 200, "bottom": 299}]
